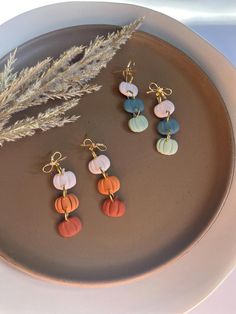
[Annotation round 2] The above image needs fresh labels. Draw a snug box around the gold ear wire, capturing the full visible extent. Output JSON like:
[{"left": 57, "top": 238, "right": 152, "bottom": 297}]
[
  {"left": 80, "top": 138, "right": 107, "bottom": 158},
  {"left": 122, "top": 60, "right": 136, "bottom": 83}
]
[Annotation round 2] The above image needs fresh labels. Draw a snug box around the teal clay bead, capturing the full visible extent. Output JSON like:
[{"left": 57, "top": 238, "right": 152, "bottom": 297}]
[
  {"left": 123, "top": 98, "right": 144, "bottom": 113},
  {"left": 156, "top": 138, "right": 178, "bottom": 155},
  {"left": 157, "top": 118, "right": 180, "bottom": 135},
  {"left": 128, "top": 115, "right": 149, "bottom": 133}
]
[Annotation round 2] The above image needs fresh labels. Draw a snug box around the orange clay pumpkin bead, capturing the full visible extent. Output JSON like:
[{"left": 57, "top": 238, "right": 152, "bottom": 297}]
[
  {"left": 54, "top": 193, "right": 79, "bottom": 214},
  {"left": 97, "top": 176, "right": 120, "bottom": 195},
  {"left": 102, "top": 198, "right": 126, "bottom": 217},
  {"left": 58, "top": 216, "right": 82, "bottom": 238}
]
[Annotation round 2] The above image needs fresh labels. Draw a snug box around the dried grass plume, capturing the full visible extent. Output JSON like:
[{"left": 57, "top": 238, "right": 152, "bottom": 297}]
[{"left": 0, "top": 18, "right": 143, "bottom": 147}]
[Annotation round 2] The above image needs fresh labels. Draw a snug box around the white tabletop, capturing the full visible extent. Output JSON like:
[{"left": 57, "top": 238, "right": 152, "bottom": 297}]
[{"left": 0, "top": 1, "right": 236, "bottom": 313}]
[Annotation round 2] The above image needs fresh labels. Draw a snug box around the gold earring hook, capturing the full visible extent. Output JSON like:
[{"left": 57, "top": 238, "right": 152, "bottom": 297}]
[
  {"left": 147, "top": 82, "right": 172, "bottom": 103},
  {"left": 80, "top": 138, "right": 107, "bottom": 158},
  {"left": 122, "top": 60, "right": 136, "bottom": 83},
  {"left": 42, "top": 151, "right": 67, "bottom": 174}
]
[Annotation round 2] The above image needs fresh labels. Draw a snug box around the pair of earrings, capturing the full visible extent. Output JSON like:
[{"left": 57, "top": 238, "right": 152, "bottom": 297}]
[
  {"left": 118, "top": 61, "right": 180, "bottom": 155},
  {"left": 42, "top": 139, "right": 125, "bottom": 238}
]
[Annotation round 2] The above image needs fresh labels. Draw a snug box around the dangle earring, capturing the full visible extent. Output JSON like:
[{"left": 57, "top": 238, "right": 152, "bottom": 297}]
[
  {"left": 42, "top": 152, "right": 82, "bottom": 238},
  {"left": 119, "top": 61, "right": 149, "bottom": 133},
  {"left": 147, "top": 82, "right": 180, "bottom": 155},
  {"left": 81, "top": 138, "right": 126, "bottom": 218}
]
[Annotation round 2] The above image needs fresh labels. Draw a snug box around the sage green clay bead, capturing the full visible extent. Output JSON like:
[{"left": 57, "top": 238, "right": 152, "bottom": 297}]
[
  {"left": 128, "top": 115, "right": 149, "bottom": 133},
  {"left": 156, "top": 138, "right": 178, "bottom": 155}
]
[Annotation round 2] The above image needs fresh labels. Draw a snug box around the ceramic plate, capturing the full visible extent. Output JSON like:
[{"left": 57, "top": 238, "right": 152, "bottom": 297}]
[
  {"left": 0, "top": 3, "right": 236, "bottom": 314},
  {"left": 0, "top": 23, "right": 233, "bottom": 284}
]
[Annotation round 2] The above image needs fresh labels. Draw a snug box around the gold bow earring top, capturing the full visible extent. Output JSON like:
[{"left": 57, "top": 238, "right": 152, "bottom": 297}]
[
  {"left": 147, "top": 82, "right": 172, "bottom": 103},
  {"left": 42, "top": 151, "right": 67, "bottom": 174}
]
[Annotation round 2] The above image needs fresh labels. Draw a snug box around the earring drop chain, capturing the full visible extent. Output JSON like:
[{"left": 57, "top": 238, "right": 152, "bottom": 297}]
[
  {"left": 81, "top": 138, "right": 126, "bottom": 217},
  {"left": 42, "top": 152, "right": 82, "bottom": 237},
  {"left": 119, "top": 61, "right": 149, "bottom": 133},
  {"left": 147, "top": 82, "right": 179, "bottom": 155}
]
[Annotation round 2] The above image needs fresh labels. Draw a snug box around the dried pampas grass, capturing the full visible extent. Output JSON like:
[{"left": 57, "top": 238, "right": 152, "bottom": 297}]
[{"left": 0, "top": 18, "right": 143, "bottom": 146}]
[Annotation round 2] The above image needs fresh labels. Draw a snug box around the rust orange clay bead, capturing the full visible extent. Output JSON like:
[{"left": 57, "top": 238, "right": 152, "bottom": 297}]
[
  {"left": 58, "top": 216, "right": 82, "bottom": 238},
  {"left": 54, "top": 193, "right": 79, "bottom": 214},
  {"left": 97, "top": 176, "right": 120, "bottom": 195},
  {"left": 102, "top": 198, "right": 126, "bottom": 217}
]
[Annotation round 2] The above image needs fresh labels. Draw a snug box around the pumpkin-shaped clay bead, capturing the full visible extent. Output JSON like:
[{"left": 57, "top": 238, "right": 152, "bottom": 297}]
[
  {"left": 102, "top": 198, "right": 126, "bottom": 217},
  {"left": 128, "top": 115, "right": 149, "bottom": 133},
  {"left": 97, "top": 176, "right": 120, "bottom": 195},
  {"left": 123, "top": 98, "right": 144, "bottom": 113},
  {"left": 58, "top": 216, "right": 82, "bottom": 238},
  {"left": 88, "top": 155, "right": 111, "bottom": 174},
  {"left": 119, "top": 81, "right": 138, "bottom": 97},
  {"left": 53, "top": 170, "right": 76, "bottom": 190},
  {"left": 156, "top": 138, "right": 178, "bottom": 155},
  {"left": 154, "top": 100, "right": 175, "bottom": 118},
  {"left": 157, "top": 118, "right": 180, "bottom": 135},
  {"left": 54, "top": 193, "right": 79, "bottom": 214}
]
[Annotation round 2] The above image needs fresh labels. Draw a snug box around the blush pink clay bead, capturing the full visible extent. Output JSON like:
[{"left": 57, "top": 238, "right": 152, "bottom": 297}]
[
  {"left": 88, "top": 155, "right": 111, "bottom": 174},
  {"left": 119, "top": 81, "right": 138, "bottom": 98},
  {"left": 53, "top": 170, "right": 76, "bottom": 190},
  {"left": 154, "top": 99, "right": 175, "bottom": 118}
]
